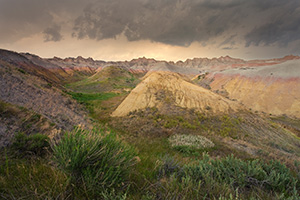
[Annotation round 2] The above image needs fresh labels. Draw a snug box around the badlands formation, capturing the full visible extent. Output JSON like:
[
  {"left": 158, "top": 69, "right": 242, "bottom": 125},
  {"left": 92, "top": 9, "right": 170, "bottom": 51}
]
[
  {"left": 112, "top": 71, "right": 241, "bottom": 117},
  {"left": 209, "top": 59, "right": 300, "bottom": 118}
]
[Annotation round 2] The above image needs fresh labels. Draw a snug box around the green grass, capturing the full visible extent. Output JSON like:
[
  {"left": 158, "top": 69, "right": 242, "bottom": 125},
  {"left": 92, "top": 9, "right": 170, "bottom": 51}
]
[
  {"left": 0, "top": 159, "right": 69, "bottom": 199},
  {"left": 66, "top": 91, "right": 126, "bottom": 123},
  {"left": 149, "top": 154, "right": 300, "bottom": 200},
  {"left": 1, "top": 124, "right": 299, "bottom": 199},
  {"left": 119, "top": 108, "right": 245, "bottom": 140},
  {"left": 0, "top": 100, "right": 19, "bottom": 117},
  {"left": 270, "top": 115, "right": 300, "bottom": 137},
  {"left": 67, "top": 91, "right": 119, "bottom": 103},
  {"left": 52, "top": 126, "right": 137, "bottom": 198},
  {"left": 12, "top": 132, "right": 50, "bottom": 157},
  {"left": 65, "top": 66, "right": 141, "bottom": 93}
]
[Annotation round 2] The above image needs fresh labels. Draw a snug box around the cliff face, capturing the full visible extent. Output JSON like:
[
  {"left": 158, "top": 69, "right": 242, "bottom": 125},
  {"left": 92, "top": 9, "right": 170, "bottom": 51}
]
[
  {"left": 111, "top": 71, "right": 241, "bottom": 117},
  {"left": 209, "top": 60, "right": 300, "bottom": 118}
]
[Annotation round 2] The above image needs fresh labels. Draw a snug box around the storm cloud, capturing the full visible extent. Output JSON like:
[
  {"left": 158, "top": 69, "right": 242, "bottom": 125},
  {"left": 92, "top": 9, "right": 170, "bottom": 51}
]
[
  {"left": 1, "top": 0, "right": 300, "bottom": 50},
  {"left": 72, "top": 0, "right": 244, "bottom": 46},
  {"left": 43, "top": 25, "right": 63, "bottom": 42},
  {"left": 70, "top": 0, "right": 300, "bottom": 48},
  {"left": 245, "top": 2, "right": 300, "bottom": 47}
]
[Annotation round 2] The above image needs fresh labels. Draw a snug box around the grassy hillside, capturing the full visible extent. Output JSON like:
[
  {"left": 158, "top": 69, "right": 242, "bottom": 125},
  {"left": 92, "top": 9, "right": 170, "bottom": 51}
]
[{"left": 66, "top": 66, "right": 142, "bottom": 93}]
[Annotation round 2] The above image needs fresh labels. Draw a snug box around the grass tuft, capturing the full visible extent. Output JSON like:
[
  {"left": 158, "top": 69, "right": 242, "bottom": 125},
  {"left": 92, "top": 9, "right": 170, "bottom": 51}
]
[
  {"left": 52, "top": 126, "right": 137, "bottom": 198},
  {"left": 12, "top": 132, "right": 50, "bottom": 157}
]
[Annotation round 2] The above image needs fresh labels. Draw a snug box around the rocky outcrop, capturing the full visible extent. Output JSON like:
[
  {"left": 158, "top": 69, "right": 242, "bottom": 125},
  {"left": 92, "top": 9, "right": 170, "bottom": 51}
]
[{"left": 111, "top": 71, "right": 241, "bottom": 117}]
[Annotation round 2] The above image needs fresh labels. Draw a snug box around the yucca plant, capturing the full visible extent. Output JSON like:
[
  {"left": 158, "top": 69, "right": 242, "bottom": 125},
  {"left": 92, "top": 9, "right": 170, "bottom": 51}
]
[{"left": 52, "top": 126, "right": 137, "bottom": 197}]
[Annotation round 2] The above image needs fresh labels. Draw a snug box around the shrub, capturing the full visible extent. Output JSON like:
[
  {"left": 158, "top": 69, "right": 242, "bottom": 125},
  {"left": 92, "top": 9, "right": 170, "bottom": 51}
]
[
  {"left": 12, "top": 132, "right": 50, "bottom": 157},
  {"left": 157, "top": 156, "right": 181, "bottom": 178},
  {"left": 52, "top": 126, "right": 137, "bottom": 197},
  {"left": 182, "top": 154, "right": 299, "bottom": 198},
  {"left": 152, "top": 154, "right": 299, "bottom": 199},
  {"left": 17, "top": 68, "right": 26, "bottom": 74}
]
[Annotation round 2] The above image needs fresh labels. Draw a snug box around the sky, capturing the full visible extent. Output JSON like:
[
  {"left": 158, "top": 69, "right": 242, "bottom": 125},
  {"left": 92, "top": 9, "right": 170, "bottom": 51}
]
[{"left": 0, "top": 0, "right": 300, "bottom": 61}]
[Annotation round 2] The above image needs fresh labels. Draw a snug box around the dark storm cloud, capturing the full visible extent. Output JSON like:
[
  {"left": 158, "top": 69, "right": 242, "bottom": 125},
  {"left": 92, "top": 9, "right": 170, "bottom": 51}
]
[
  {"left": 222, "top": 47, "right": 236, "bottom": 50},
  {"left": 73, "top": 0, "right": 244, "bottom": 46},
  {"left": 43, "top": 25, "right": 63, "bottom": 42},
  {"left": 245, "top": 2, "right": 300, "bottom": 47},
  {"left": 0, "top": 0, "right": 89, "bottom": 43},
  {"left": 71, "top": 0, "right": 300, "bottom": 47},
  {"left": 1, "top": 0, "right": 300, "bottom": 48},
  {"left": 219, "top": 34, "right": 237, "bottom": 47},
  {"left": 0, "top": 0, "right": 52, "bottom": 42}
]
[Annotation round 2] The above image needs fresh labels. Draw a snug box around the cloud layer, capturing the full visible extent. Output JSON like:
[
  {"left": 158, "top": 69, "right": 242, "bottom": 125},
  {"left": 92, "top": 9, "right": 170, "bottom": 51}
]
[
  {"left": 0, "top": 0, "right": 300, "bottom": 55},
  {"left": 71, "top": 0, "right": 300, "bottom": 48}
]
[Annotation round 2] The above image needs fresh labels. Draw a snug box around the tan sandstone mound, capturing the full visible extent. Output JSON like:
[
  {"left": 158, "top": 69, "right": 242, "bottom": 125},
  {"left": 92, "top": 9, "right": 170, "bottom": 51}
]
[
  {"left": 111, "top": 71, "right": 241, "bottom": 117},
  {"left": 209, "top": 59, "right": 300, "bottom": 118}
]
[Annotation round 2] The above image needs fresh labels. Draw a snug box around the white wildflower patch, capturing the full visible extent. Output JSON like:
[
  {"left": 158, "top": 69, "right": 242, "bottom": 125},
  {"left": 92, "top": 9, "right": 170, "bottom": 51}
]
[{"left": 168, "top": 134, "right": 215, "bottom": 149}]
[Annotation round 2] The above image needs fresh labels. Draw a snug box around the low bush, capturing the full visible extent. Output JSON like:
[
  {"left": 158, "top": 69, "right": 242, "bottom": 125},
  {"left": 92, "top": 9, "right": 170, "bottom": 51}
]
[
  {"left": 12, "top": 132, "right": 50, "bottom": 157},
  {"left": 184, "top": 154, "right": 298, "bottom": 194},
  {"left": 52, "top": 126, "right": 137, "bottom": 198},
  {"left": 152, "top": 154, "right": 299, "bottom": 199},
  {"left": 157, "top": 156, "right": 181, "bottom": 178}
]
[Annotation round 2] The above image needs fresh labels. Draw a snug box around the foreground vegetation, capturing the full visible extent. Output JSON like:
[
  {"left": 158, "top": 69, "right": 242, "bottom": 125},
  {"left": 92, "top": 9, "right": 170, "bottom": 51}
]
[{"left": 0, "top": 126, "right": 299, "bottom": 199}]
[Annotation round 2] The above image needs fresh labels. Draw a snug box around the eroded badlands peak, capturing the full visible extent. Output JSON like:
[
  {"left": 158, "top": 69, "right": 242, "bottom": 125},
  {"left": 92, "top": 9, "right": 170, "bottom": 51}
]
[
  {"left": 111, "top": 71, "right": 241, "bottom": 117},
  {"left": 17, "top": 48, "right": 300, "bottom": 76},
  {"left": 209, "top": 59, "right": 300, "bottom": 118}
]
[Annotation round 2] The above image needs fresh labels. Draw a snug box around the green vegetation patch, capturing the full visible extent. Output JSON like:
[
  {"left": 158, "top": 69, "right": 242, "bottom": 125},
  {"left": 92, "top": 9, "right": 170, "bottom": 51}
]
[
  {"left": 118, "top": 107, "right": 244, "bottom": 139},
  {"left": 66, "top": 91, "right": 123, "bottom": 122},
  {"left": 0, "top": 159, "right": 69, "bottom": 199},
  {"left": 65, "top": 66, "right": 141, "bottom": 93},
  {"left": 67, "top": 91, "right": 119, "bottom": 102},
  {"left": 152, "top": 154, "right": 300, "bottom": 199},
  {"left": 0, "top": 100, "right": 19, "bottom": 117},
  {"left": 12, "top": 132, "right": 50, "bottom": 157},
  {"left": 270, "top": 115, "right": 300, "bottom": 137},
  {"left": 52, "top": 126, "right": 137, "bottom": 198}
]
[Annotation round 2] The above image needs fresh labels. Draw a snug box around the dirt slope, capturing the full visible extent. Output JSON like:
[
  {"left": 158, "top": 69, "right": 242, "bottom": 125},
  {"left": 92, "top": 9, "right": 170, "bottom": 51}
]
[
  {"left": 0, "top": 51, "right": 90, "bottom": 146},
  {"left": 112, "top": 71, "right": 241, "bottom": 117}
]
